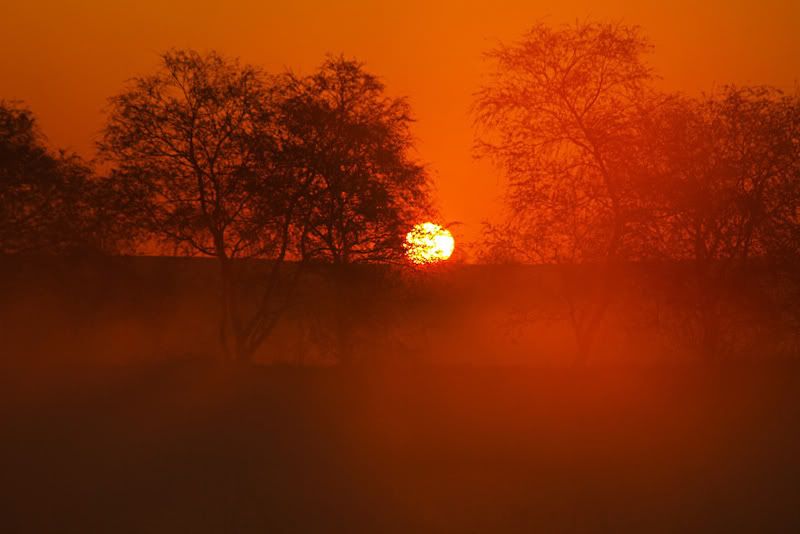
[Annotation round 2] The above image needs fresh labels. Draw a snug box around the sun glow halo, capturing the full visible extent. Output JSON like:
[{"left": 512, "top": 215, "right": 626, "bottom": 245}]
[{"left": 405, "top": 222, "right": 455, "bottom": 264}]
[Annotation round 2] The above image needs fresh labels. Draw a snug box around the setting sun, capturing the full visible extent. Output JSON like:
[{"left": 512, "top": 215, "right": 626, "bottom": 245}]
[{"left": 405, "top": 222, "right": 455, "bottom": 264}]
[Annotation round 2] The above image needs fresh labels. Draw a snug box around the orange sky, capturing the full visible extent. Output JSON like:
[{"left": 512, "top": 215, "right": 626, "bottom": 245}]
[{"left": 2, "top": 0, "right": 798, "bottom": 249}]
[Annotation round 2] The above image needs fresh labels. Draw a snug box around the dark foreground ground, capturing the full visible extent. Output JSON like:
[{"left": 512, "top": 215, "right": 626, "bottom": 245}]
[{"left": 2, "top": 360, "right": 800, "bottom": 533}]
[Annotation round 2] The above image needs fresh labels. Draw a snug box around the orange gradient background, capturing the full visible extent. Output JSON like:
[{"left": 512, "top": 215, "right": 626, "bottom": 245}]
[{"left": 1, "top": 0, "right": 798, "bottom": 247}]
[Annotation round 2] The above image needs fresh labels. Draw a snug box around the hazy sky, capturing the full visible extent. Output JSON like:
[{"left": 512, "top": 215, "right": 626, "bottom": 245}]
[{"left": 2, "top": 0, "right": 798, "bottom": 246}]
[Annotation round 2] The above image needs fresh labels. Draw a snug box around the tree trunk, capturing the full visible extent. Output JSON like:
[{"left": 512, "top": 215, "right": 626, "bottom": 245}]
[
  {"left": 333, "top": 264, "right": 355, "bottom": 365},
  {"left": 217, "top": 256, "right": 252, "bottom": 363},
  {"left": 562, "top": 266, "right": 613, "bottom": 364}
]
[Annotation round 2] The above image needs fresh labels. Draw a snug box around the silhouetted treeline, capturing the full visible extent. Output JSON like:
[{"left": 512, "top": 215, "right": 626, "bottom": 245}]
[
  {"left": 475, "top": 22, "right": 800, "bottom": 360},
  {"left": 95, "top": 51, "right": 431, "bottom": 361},
  {"left": 2, "top": 51, "right": 435, "bottom": 363},
  {"left": 2, "top": 24, "right": 799, "bottom": 363}
]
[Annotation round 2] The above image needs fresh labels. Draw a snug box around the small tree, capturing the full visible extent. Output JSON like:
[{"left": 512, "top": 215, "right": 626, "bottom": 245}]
[{"left": 100, "top": 50, "right": 308, "bottom": 361}]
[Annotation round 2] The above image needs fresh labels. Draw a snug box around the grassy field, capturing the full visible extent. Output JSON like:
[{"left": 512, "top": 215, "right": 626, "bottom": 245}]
[{"left": 3, "top": 360, "right": 800, "bottom": 533}]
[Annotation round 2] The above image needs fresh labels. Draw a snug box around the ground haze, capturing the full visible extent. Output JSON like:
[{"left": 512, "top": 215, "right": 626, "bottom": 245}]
[{"left": 2, "top": 256, "right": 800, "bottom": 532}]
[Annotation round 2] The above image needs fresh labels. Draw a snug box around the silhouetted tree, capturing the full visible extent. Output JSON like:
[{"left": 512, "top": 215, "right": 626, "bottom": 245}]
[
  {"left": 646, "top": 87, "right": 800, "bottom": 357},
  {"left": 0, "top": 101, "right": 124, "bottom": 255},
  {"left": 649, "top": 88, "right": 800, "bottom": 263},
  {"left": 279, "top": 56, "right": 430, "bottom": 362},
  {"left": 99, "top": 50, "right": 311, "bottom": 362},
  {"left": 283, "top": 56, "right": 429, "bottom": 264},
  {"left": 474, "top": 22, "right": 656, "bottom": 360}
]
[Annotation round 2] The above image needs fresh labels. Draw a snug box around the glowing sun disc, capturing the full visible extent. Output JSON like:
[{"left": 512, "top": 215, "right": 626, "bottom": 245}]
[{"left": 405, "top": 222, "right": 455, "bottom": 264}]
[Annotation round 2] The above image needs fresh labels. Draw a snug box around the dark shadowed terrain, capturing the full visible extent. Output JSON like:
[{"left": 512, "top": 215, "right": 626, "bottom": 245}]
[
  {"left": 2, "top": 256, "right": 800, "bottom": 532},
  {"left": 2, "top": 362, "right": 800, "bottom": 533}
]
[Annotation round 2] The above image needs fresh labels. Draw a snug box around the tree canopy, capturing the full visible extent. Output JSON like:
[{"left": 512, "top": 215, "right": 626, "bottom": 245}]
[
  {"left": 0, "top": 101, "right": 122, "bottom": 255},
  {"left": 98, "top": 50, "right": 432, "bottom": 361},
  {"left": 281, "top": 56, "right": 430, "bottom": 264}
]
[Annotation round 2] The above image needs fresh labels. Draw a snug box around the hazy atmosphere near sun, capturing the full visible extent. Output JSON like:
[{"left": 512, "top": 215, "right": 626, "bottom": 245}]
[
  {"left": 2, "top": 0, "right": 798, "bottom": 245},
  {"left": 4, "top": 2, "right": 800, "bottom": 531}
]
